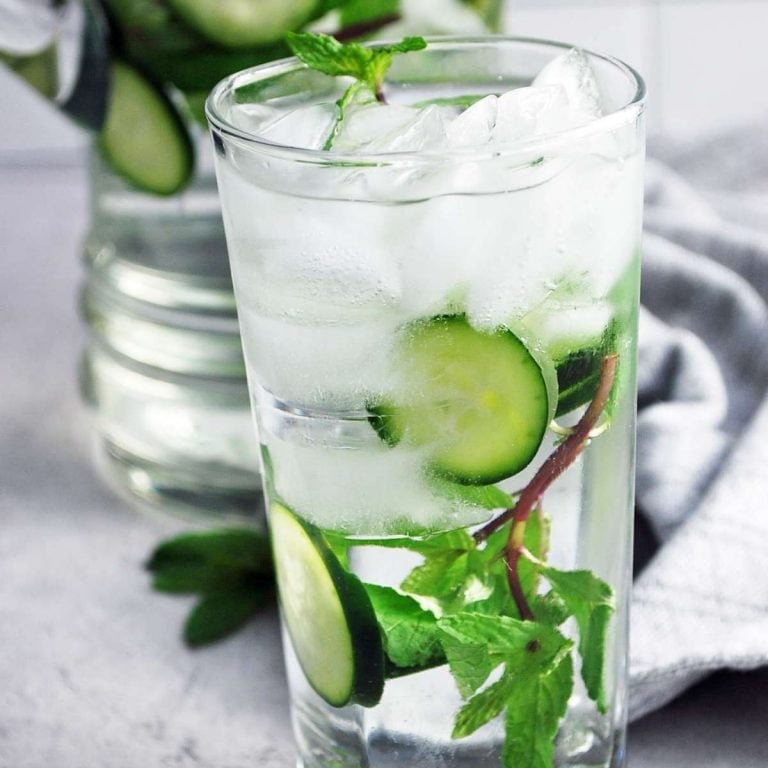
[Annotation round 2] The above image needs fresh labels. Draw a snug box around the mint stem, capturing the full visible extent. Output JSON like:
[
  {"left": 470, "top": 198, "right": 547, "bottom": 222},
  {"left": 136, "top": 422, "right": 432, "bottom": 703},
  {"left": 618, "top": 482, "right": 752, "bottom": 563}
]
[
  {"left": 506, "top": 539, "right": 535, "bottom": 620},
  {"left": 474, "top": 354, "right": 617, "bottom": 620},
  {"left": 474, "top": 354, "right": 617, "bottom": 546}
]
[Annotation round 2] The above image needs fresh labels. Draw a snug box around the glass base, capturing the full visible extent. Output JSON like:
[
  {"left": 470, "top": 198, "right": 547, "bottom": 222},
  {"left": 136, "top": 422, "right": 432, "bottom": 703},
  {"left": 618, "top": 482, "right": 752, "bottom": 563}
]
[
  {"left": 287, "top": 642, "right": 626, "bottom": 768},
  {"left": 91, "top": 435, "right": 266, "bottom": 527}
]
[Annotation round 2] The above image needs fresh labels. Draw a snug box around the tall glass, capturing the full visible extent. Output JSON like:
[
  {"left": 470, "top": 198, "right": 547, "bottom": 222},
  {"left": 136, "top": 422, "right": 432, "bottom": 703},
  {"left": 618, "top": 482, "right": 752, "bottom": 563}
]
[{"left": 208, "top": 38, "right": 644, "bottom": 768}]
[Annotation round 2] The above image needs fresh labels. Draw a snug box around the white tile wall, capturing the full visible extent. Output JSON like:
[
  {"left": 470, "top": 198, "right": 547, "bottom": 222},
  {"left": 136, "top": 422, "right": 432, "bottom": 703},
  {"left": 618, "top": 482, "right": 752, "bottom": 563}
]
[
  {"left": 505, "top": 3, "right": 660, "bottom": 129},
  {"left": 1, "top": 1, "right": 767, "bottom": 155},
  {"left": 505, "top": 0, "right": 768, "bottom": 140},
  {"left": 0, "top": 65, "right": 85, "bottom": 159},
  {"left": 656, "top": 1, "right": 768, "bottom": 138}
]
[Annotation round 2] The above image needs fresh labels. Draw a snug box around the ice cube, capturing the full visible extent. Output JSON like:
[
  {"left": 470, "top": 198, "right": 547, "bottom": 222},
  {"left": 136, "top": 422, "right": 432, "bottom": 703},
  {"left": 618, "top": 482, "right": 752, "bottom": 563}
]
[
  {"left": 332, "top": 103, "right": 419, "bottom": 152},
  {"left": 522, "top": 300, "right": 614, "bottom": 361},
  {"left": 266, "top": 437, "right": 490, "bottom": 535},
  {"left": 464, "top": 163, "right": 597, "bottom": 329},
  {"left": 240, "top": 310, "right": 401, "bottom": 409},
  {"left": 446, "top": 95, "right": 498, "bottom": 147},
  {"left": 493, "top": 85, "right": 572, "bottom": 142},
  {"left": 532, "top": 48, "right": 603, "bottom": 119},
  {"left": 333, "top": 102, "right": 454, "bottom": 154},
  {"left": 445, "top": 81, "right": 595, "bottom": 152},
  {"left": 225, "top": 175, "right": 404, "bottom": 324},
  {"left": 367, "top": 105, "right": 451, "bottom": 152},
  {"left": 228, "top": 102, "right": 283, "bottom": 135},
  {"left": 464, "top": 151, "right": 643, "bottom": 329},
  {"left": 256, "top": 102, "right": 338, "bottom": 150}
]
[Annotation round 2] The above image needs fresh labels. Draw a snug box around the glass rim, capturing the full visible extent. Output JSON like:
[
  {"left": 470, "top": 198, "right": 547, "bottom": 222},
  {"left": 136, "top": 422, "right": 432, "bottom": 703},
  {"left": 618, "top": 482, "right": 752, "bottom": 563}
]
[{"left": 206, "top": 35, "right": 646, "bottom": 167}]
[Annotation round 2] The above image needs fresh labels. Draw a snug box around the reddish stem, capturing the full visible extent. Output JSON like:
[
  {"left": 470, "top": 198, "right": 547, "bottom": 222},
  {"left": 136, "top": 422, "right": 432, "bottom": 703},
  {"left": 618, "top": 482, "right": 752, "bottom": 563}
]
[
  {"left": 506, "top": 543, "right": 535, "bottom": 620},
  {"left": 333, "top": 13, "right": 402, "bottom": 43},
  {"left": 474, "top": 354, "right": 617, "bottom": 545},
  {"left": 474, "top": 354, "right": 618, "bottom": 620}
]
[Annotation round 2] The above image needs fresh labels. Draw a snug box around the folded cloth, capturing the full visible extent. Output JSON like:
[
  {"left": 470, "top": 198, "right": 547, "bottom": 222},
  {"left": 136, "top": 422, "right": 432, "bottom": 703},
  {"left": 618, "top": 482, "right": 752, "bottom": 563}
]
[{"left": 629, "top": 135, "right": 768, "bottom": 720}]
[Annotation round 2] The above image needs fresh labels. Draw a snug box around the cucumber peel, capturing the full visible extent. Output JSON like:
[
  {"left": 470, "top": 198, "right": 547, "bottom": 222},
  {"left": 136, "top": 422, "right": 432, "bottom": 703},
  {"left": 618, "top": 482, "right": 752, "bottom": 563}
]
[
  {"left": 269, "top": 502, "right": 384, "bottom": 708},
  {"left": 98, "top": 60, "right": 193, "bottom": 195}
]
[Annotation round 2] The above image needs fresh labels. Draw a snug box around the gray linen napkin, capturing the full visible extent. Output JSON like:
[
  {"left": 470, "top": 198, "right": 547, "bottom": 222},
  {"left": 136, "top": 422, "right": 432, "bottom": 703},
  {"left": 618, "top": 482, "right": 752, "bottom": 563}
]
[{"left": 629, "top": 134, "right": 768, "bottom": 719}]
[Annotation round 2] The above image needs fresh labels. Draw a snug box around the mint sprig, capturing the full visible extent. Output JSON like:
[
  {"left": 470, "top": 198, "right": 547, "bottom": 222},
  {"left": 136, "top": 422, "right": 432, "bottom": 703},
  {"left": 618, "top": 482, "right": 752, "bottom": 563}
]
[
  {"left": 146, "top": 528, "right": 273, "bottom": 647},
  {"left": 285, "top": 31, "right": 426, "bottom": 149},
  {"left": 437, "top": 612, "right": 573, "bottom": 765},
  {"left": 285, "top": 32, "right": 426, "bottom": 102},
  {"left": 184, "top": 586, "right": 271, "bottom": 647},
  {"left": 349, "top": 354, "right": 619, "bottom": 761}
]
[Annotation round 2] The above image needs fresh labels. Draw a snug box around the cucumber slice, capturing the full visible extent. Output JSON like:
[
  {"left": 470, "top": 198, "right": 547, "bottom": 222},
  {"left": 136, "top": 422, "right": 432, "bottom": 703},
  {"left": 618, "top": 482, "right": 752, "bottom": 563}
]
[
  {"left": 166, "top": 0, "right": 316, "bottom": 49},
  {"left": 269, "top": 502, "right": 384, "bottom": 708},
  {"left": 372, "top": 316, "right": 553, "bottom": 485},
  {"left": 98, "top": 61, "right": 193, "bottom": 196}
]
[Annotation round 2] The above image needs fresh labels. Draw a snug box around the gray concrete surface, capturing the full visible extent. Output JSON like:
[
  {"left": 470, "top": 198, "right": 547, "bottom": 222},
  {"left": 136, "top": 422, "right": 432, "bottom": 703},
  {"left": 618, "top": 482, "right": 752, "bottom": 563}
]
[{"left": 1, "top": 161, "right": 767, "bottom": 768}]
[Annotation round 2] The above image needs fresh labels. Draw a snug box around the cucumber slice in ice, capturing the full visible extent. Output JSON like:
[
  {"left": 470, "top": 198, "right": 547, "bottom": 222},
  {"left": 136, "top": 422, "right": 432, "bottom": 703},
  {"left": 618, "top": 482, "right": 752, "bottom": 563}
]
[
  {"left": 372, "top": 316, "right": 553, "bottom": 485},
  {"left": 269, "top": 502, "right": 384, "bottom": 708},
  {"left": 166, "top": 0, "right": 316, "bottom": 48},
  {"left": 98, "top": 61, "right": 193, "bottom": 196}
]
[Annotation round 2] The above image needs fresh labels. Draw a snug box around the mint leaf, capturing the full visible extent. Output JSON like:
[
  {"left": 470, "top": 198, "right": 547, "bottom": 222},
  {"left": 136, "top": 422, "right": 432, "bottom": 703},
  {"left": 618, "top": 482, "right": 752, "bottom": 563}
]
[
  {"left": 390, "top": 529, "right": 475, "bottom": 611},
  {"left": 365, "top": 37, "right": 427, "bottom": 92},
  {"left": 464, "top": 511, "right": 548, "bottom": 619},
  {"left": 413, "top": 94, "right": 489, "bottom": 109},
  {"left": 150, "top": 564, "right": 254, "bottom": 595},
  {"left": 430, "top": 477, "right": 515, "bottom": 510},
  {"left": 324, "top": 531, "right": 351, "bottom": 569},
  {"left": 401, "top": 550, "right": 471, "bottom": 610},
  {"left": 452, "top": 670, "right": 517, "bottom": 738},
  {"left": 530, "top": 591, "right": 570, "bottom": 627},
  {"left": 147, "top": 527, "right": 273, "bottom": 645},
  {"left": 322, "top": 80, "right": 375, "bottom": 150},
  {"left": 440, "top": 635, "right": 495, "bottom": 697},
  {"left": 438, "top": 613, "right": 573, "bottom": 754},
  {"left": 147, "top": 528, "right": 271, "bottom": 574},
  {"left": 343, "top": 528, "right": 473, "bottom": 554},
  {"left": 542, "top": 566, "right": 615, "bottom": 712},
  {"left": 518, "top": 509, "right": 549, "bottom": 601},
  {"left": 365, "top": 584, "right": 445, "bottom": 671},
  {"left": 502, "top": 651, "right": 574, "bottom": 768},
  {"left": 438, "top": 613, "right": 571, "bottom": 693},
  {"left": 438, "top": 613, "right": 566, "bottom": 661},
  {"left": 404, "top": 529, "right": 475, "bottom": 553},
  {"left": 285, "top": 32, "right": 426, "bottom": 98},
  {"left": 184, "top": 586, "right": 270, "bottom": 647},
  {"left": 286, "top": 32, "right": 371, "bottom": 81}
]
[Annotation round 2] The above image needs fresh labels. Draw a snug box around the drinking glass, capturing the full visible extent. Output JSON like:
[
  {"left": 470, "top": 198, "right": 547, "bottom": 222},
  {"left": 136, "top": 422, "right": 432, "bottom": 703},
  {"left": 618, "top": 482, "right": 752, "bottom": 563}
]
[{"left": 208, "top": 38, "right": 645, "bottom": 768}]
